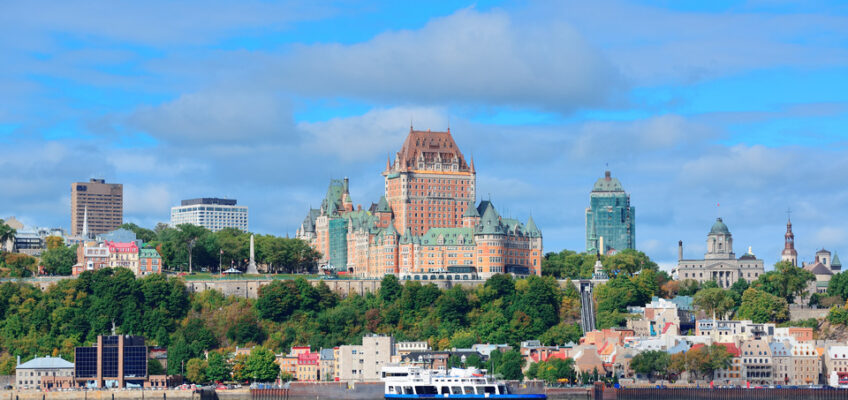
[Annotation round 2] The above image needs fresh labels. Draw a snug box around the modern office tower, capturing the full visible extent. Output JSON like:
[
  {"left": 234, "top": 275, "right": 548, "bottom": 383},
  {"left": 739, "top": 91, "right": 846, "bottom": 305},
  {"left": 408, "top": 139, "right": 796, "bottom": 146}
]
[
  {"left": 74, "top": 335, "right": 148, "bottom": 388},
  {"left": 169, "top": 198, "right": 248, "bottom": 232},
  {"left": 585, "top": 170, "right": 635, "bottom": 254},
  {"left": 71, "top": 178, "right": 123, "bottom": 236}
]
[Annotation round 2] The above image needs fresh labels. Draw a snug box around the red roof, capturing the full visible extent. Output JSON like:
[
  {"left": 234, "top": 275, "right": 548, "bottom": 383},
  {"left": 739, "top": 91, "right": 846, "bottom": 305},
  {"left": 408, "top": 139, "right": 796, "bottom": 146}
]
[
  {"left": 715, "top": 342, "right": 741, "bottom": 357},
  {"left": 690, "top": 343, "right": 706, "bottom": 351},
  {"left": 106, "top": 241, "right": 138, "bottom": 252},
  {"left": 393, "top": 128, "right": 470, "bottom": 172}
]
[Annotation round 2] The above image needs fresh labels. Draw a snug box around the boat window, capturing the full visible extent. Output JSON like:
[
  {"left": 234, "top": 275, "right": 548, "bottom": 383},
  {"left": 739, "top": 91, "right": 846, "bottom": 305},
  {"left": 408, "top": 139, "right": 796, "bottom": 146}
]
[
  {"left": 463, "top": 386, "right": 474, "bottom": 394},
  {"left": 483, "top": 386, "right": 496, "bottom": 394},
  {"left": 403, "top": 386, "right": 413, "bottom": 394},
  {"left": 498, "top": 385, "right": 509, "bottom": 394},
  {"left": 415, "top": 386, "right": 438, "bottom": 395},
  {"left": 451, "top": 387, "right": 462, "bottom": 394},
  {"left": 440, "top": 387, "right": 450, "bottom": 394}
]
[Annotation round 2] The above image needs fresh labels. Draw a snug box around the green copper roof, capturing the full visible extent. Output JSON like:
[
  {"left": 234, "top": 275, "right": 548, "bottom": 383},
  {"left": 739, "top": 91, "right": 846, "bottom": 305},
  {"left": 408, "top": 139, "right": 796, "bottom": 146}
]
[
  {"left": 375, "top": 196, "right": 391, "bottom": 213},
  {"left": 833, "top": 252, "right": 842, "bottom": 267},
  {"left": 321, "top": 179, "right": 346, "bottom": 215},
  {"left": 592, "top": 171, "right": 624, "bottom": 192},
  {"left": 400, "top": 227, "right": 414, "bottom": 244},
  {"left": 525, "top": 216, "right": 541, "bottom": 238},
  {"left": 420, "top": 228, "right": 475, "bottom": 246},
  {"left": 476, "top": 202, "right": 506, "bottom": 235},
  {"left": 140, "top": 248, "right": 160, "bottom": 258},
  {"left": 709, "top": 218, "right": 730, "bottom": 235},
  {"left": 463, "top": 201, "right": 480, "bottom": 218}
]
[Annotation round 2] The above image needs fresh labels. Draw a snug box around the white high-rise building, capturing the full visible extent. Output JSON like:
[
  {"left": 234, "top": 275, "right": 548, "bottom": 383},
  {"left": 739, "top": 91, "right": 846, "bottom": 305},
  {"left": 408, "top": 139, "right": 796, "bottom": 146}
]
[{"left": 170, "top": 198, "right": 248, "bottom": 232}]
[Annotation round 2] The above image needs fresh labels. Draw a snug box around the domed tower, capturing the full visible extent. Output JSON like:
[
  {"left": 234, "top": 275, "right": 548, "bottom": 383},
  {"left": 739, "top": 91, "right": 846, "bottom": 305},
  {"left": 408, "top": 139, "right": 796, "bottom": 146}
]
[
  {"left": 781, "top": 217, "right": 798, "bottom": 266},
  {"left": 705, "top": 218, "right": 734, "bottom": 260}
]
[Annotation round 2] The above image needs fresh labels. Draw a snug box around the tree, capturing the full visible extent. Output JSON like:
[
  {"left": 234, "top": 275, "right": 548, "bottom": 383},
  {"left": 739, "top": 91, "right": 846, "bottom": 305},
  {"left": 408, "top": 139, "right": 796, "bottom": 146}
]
[
  {"left": 496, "top": 349, "right": 524, "bottom": 380},
  {"left": 736, "top": 288, "right": 789, "bottom": 323},
  {"left": 186, "top": 357, "right": 208, "bottom": 383},
  {"left": 693, "top": 288, "right": 736, "bottom": 319},
  {"left": 437, "top": 286, "right": 470, "bottom": 327},
  {"left": 119, "top": 223, "right": 157, "bottom": 243},
  {"left": 533, "top": 358, "right": 577, "bottom": 385},
  {"left": 244, "top": 347, "right": 279, "bottom": 382},
  {"left": 677, "top": 279, "right": 701, "bottom": 296},
  {"left": 206, "top": 351, "right": 232, "bottom": 383},
  {"left": 380, "top": 274, "right": 403, "bottom": 304},
  {"left": 256, "top": 280, "right": 300, "bottom": 322},
  {"left": 0, "top": 220, "right": 16, "bottom": 252},
  {"left": 41, "top": 245, "right": 77, "bottom": 275},
  {"left": 542, "top": 250, "right": 596, "bottom": 279},
  {"left": 148, "top": 358, "right": 165, "bottom": 375},
  {"left": 45, "top": 236, "right": 64, "bottom": 250},
  {"left": 539, "top": 322, "right": 582, "bottom": 346},
  {"left": 753, "top": 261, "right": 815, "bottom": 303},
  {"left": 829, "top": 272, "right": 848, "bottom": 301},
  {"left": 603, "top": 249, "right": 659, "bottom": 278},
  {"left": 630, "top": 350, "right": 670, "bottom": 382}
]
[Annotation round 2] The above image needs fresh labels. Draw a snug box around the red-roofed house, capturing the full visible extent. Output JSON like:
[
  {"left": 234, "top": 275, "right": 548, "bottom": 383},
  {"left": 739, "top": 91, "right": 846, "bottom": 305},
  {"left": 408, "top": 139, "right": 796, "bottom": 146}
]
[
  {"left": 710, "top": 343, "right": 744, "bottom": 385},
  {"left": 106, "top": 241, "right": 139, "bottom": 275},
  {"left": 296, "top": 352, "right": 320, "bottom": 381}
]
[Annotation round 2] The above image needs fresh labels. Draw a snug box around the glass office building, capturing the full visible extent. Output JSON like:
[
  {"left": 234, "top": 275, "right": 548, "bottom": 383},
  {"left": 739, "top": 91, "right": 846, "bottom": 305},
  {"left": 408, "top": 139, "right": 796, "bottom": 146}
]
[
  {"left": 585, "top": 171, "right": 635, "bottom": 254},
  {"left": 74, "top": 335, "right": 148, "bottom": 388}
]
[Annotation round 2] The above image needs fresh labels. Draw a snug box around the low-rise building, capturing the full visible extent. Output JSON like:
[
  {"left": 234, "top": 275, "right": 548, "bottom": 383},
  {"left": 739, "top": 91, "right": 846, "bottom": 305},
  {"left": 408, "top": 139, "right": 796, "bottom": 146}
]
[
  {"left": 740, "top": 339, "right": 772, "bottom": 386},
  {"left": 337, "top": 335, "right": 393, "bottom": 381},
  {"left": 771, "top": 341, "right": 792, "bottom": 385},
  {"left": 395, "top": 341, "right": 430, "bottom": 356},
  {"left": 138, "top": 248, "right": 162, "bottom": 275},
  {"left": 296, "top": 352, "right": 319, "bottom": 381},
  {"left": 712, "top": 343, "right": 743, "bottom": 386},
  {"left": 319, "top": 349, "right": 335, "bottom": 381},
  {"left": 74, "top": 335, "right": 148, "bottom": 388},
  {"left": 825, "top": 345, "right": 848, "bottom": 387},
  {"left": 695, "top": 319, "right": 775, "bottom": 342},
  {"left": 15, "top": 356, "right": 74, "bottom": 390},
  {"left": 791, "top": 340, "right": 820, "bottom": 385},
  {"left": 106, "top": 241, "right": 140, "bottom": 275}
]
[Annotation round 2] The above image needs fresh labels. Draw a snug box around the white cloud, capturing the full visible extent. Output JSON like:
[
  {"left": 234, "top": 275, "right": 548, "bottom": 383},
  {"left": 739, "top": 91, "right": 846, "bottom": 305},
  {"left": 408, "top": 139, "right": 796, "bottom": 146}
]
[
  {"left": 270, "top": 8, "right": 624, "bottom": 111},
  {"left": 128, "top": 91, "right": 296, "bottom": 144}
]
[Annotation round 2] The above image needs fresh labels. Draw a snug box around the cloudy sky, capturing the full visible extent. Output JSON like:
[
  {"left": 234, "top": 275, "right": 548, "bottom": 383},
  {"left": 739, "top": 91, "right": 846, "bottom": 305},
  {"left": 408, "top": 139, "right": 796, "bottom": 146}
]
[{"left": 2, "top": 0, "right": 847, "bottom": 269}]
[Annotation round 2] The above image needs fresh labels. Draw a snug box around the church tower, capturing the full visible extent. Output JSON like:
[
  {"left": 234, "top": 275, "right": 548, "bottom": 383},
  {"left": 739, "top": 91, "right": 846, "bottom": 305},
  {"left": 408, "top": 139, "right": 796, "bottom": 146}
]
[{"left": 781, "top": 217, "right": 798, "bottom": 266}]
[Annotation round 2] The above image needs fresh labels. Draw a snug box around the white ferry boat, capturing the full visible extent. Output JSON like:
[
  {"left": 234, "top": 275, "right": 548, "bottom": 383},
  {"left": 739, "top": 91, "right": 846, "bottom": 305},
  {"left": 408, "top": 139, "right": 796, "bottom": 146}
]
[{"left": 381, "top": 365, "right": 546, "bottom": 399}]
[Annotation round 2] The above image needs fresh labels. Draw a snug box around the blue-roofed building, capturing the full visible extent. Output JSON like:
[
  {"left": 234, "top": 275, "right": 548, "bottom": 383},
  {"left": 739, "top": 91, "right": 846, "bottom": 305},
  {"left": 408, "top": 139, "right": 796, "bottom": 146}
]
[
  {"left": 97, "top": 228, "right": 140, "bottom": 246},
  {"left": 15, "top": 356, "right": 74, "bottom": 390}
]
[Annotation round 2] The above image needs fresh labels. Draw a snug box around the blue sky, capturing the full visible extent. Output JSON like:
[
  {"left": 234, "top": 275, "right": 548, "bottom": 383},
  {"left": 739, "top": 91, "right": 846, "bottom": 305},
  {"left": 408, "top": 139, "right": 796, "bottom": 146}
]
[{"left": 2, "top": 0, "right": 848, "bottom": 269}]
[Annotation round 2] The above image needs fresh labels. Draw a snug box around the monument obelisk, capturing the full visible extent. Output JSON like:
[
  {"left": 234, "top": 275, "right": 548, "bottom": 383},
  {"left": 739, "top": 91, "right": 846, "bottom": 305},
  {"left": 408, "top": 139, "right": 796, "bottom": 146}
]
[{"left": 246, "top": 234, "right": 259, "bottom": 274}]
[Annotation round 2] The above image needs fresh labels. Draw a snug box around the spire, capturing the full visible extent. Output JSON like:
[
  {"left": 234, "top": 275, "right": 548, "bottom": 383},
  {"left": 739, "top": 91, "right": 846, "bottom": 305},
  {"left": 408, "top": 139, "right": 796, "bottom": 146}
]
[
  {"left": 375, "top": 196, "right": 391, "bottom": 213},
  {"left": 469, "top": 154, "right": 475, "bottom": 173},
  {"left": 781, "top": 215, "right": 798, "bottom": 266},
  {"left": 525, "top": 215, "right": 541, "bottom": 238},
  {"left": 463, "top": 201, "right": 480, "bottom": 218},
  {"left": 833, "top": 252, "right": 842, "bottom": 270},
  {"left": 386, "top": 154, "right": 391, "bottom": 172}
]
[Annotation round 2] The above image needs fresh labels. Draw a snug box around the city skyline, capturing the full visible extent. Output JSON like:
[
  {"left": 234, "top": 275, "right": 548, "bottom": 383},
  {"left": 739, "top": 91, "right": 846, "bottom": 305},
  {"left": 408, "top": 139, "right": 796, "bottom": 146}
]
[{"left": 2, "top": 1, "right": 847, "bottom": 269}]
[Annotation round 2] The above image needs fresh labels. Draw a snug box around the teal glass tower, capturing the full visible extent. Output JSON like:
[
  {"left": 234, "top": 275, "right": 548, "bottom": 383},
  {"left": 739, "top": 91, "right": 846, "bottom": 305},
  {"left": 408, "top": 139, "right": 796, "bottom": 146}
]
[{"left": 586, "top": 170, "right": 635, "bottom": 254}]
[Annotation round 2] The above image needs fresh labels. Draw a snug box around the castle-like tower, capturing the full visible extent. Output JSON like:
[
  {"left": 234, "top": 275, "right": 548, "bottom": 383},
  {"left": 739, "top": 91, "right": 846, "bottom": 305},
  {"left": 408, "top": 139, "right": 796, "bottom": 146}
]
[
  {"left": 781, "top": 217, "right": 798, "bottom": 266},
  {"left": 383, "top": 127, "right": 476, "bottom": 236},
  {"left": 296, "top": 127, "right": 541, "bottom": 279}
]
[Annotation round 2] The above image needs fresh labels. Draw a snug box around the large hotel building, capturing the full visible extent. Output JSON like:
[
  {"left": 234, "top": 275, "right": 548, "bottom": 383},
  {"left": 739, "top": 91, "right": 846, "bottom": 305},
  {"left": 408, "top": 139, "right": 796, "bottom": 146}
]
[
  {"left": 170, "top": 198, "right": 249, "bottom": 232},
  {"left": 297, "top": 127, "right": 542, "bottom": 280},
  {"left": 71, "top": 178, "right": 123, "bottom": 236}
]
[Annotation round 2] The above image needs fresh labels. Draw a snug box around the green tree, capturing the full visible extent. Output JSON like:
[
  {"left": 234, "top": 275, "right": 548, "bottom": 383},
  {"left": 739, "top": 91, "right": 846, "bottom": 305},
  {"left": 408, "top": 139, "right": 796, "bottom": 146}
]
[
  {"left": 119, "top": 223, "right": 157, "bottom": 243},
  {"left": 496, "top": 349, "right": 524, "bottom": 380},
  {"left": 256, "top": 280, "right": 300, "bottom": 322},
  {"left": 0, "top": 220, "right": 17, "bottom": 252},
  {"left": 752, "top": 261, "right": 815, "bottom": 303},
  {"left": 206, "top": 351, "right": 232, "bottom": 383},
  {"left": 535, "top": 358, "right": 577, "bottom": 385},
  {"left": 41, "top": 245, "right": 77, "bottom": 275},
  {"left": 380, "top": 274, "right": 403, "bottom": 304},
  {"left": 542, "top": 250, "right": 596, "bottom": 279},
  {"left": 829, "top": 272, "right": 848, "bottom": 301},
  {"left": 539, "top": 322, "right": 582, "bottom": 346},
  {"left": 186, "top": 357, "right": 208, "bottom": 383},
  {"left": 449, "top": 330, "right": 476, "bottom": 349},
  {"left": 736, "top": 288, "right": 789, "bottom": 323},
  {"left": 602, "top": 249, "right": 659, "bottom": 278},
  {"left": 244, "top": 347, "right": 279, "bottom": 382},
  {"left": 630, "top": 350, "right": 670, "bottom": 382},
  {"left": 437, "top": 286, "right": 470, "bottom": 327},
  {"left": 693, "top": 288, "right": 736, "bottom": 319},
  {"left": 148, "top": 358, "right": 165, "bottom": 375}
]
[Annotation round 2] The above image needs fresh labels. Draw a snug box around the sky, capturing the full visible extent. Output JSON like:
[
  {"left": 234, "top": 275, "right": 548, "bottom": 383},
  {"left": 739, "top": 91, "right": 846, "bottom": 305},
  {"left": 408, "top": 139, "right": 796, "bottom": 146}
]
[{"left": 2, "top": 0, "right": 848, "bottom": 270}]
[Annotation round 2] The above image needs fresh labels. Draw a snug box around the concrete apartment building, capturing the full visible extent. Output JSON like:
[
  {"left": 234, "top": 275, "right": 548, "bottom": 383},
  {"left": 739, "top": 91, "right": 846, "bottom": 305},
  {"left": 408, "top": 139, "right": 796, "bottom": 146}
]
[
  {"left": 170, "top": 198, "right": 248, "bottom": 232},
  {"left": 338, "top": 335, "right": 393, "bottom": 381},
  {"left": 71, "top": 179, "right": 123, "bottom": 236},
  {"left": 791, "top": 341, "right": 820, "bottom": 385},
  {"left": 15, "top": 356, "right": 74, "bottom": 390}
]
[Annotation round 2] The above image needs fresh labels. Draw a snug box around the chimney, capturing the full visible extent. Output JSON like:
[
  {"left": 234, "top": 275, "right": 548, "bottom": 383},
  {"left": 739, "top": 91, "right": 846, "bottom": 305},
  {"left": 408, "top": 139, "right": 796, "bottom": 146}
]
[
  {"left": 678, "top": 241, "right": 683, "bottom": 261},
  {"left": 605, "top": 170, "right": 611, "bottom": 180},
  {"left": 16, "top": 356, "right": 20, "bottom": 367}
]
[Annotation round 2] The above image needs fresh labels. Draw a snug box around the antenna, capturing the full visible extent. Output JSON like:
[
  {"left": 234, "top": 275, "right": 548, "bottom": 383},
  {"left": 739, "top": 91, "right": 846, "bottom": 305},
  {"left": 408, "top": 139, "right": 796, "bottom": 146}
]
[{"left": 786, "top": 207, "right": 792, "bottom": 222}]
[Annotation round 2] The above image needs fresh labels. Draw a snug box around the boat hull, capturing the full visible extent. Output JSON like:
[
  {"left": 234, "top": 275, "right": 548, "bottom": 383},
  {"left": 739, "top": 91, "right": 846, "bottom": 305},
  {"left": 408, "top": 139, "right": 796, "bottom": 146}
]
[{"left": 385, "top": 395, "right": 546, "bottom": 399}]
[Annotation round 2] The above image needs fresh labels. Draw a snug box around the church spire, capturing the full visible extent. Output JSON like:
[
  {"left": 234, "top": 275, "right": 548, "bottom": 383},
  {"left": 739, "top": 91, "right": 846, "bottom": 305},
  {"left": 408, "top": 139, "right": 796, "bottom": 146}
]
[
  {"left": 82, "top": 205, "right": 89, "bottom": 239},
  {"left": 781, "top": 215, "right": 798, "bottom": 266}
]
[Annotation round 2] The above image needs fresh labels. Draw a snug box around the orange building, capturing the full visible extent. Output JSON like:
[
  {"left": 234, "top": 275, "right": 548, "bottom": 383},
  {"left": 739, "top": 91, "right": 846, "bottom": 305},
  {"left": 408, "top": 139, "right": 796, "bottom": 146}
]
[{"left": 296, "top": 127, "right": 542, "bottom": 279}]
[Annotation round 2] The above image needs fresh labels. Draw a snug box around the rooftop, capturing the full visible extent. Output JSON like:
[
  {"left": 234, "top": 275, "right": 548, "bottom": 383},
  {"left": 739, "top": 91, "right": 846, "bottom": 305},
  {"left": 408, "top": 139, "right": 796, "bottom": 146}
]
[{"left": 17, "top": 356, "right": 73, "bottom": 370}]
